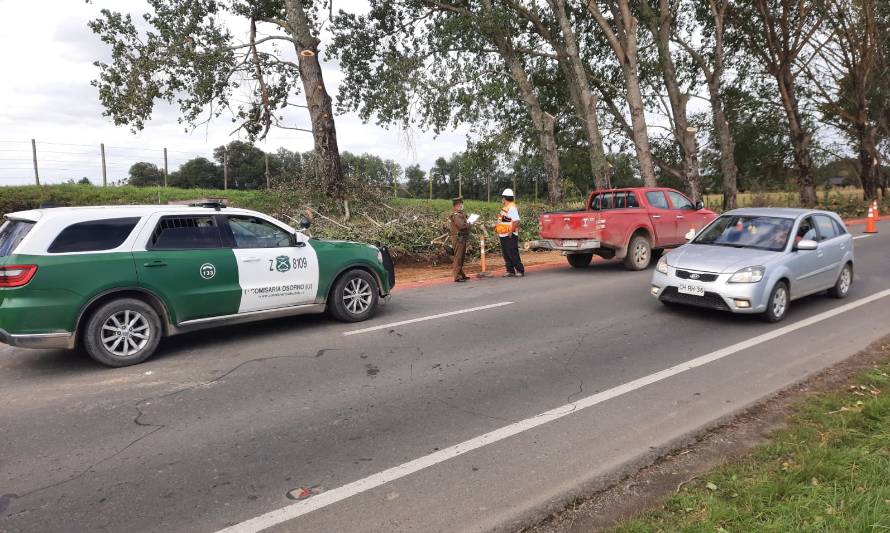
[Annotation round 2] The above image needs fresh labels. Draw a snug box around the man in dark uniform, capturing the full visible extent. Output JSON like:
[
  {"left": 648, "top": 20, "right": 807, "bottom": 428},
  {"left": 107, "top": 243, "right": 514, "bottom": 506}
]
[{"left": 449, "top": 196, "right": 471, "bottom": 282}]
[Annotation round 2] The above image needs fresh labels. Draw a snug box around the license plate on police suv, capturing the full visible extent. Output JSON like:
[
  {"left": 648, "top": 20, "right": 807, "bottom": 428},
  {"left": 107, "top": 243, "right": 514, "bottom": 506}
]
[
  {"left": 677, "top": 284, "right": 705, "bottom": 297},
  {"left": 562, "top": 240, "right": 578, "bottom": 247}
]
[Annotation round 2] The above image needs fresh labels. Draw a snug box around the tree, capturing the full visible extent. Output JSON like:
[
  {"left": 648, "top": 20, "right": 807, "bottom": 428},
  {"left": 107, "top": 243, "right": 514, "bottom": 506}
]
[
  {"left": 169, "top": 157, "right": 223, "bottom": 189},
  {"left": 583, "top": 0, "right": 657, "bottom": 187},
  {"left": 405, "top": 165, "right": 428, "bottom": 198},
  {"left": 674, "top": 0, "right": 740, "bottom": 209},
  {"left": 806, "top": 0, "right": 886, "bottom": 200},
  {"left": 78, "top": 177, "right": 93, "bottom": 186},
  {"left": 332, "top": 1, "right": 565, "bottom": 202},
  {"left": 731, "top": 0, "right": 822, "bottom": 207},
  {"left": 89, "top": 0, "right": 346, "bottom": 200},
  {"left": 127, "top": 162, "right": 165, "bottom": 187},
  {"left": 213, "top": 141, "right": 268, "bottom": 190}
]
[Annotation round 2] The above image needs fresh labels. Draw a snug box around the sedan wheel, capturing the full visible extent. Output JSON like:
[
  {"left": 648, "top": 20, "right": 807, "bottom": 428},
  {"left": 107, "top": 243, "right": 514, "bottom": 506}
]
[
  {"left": 828, "top": 264, "right": 852, "bottom": 299},
  {"left": 761, "top": 282, "right": 789, "bottom": 323}
]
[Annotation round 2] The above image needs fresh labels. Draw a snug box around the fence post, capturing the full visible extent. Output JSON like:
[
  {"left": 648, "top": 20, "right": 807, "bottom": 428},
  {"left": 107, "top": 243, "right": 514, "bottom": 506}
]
[
  {"left": 223, "top": 149, "right": 229, "bottom": 190},
  {"left": 163, "top": 147, "right": 168, "bottom": 188},
  {"left": 31, "top": 139, "right": 40, "bottom": 186},
  {"left": 100, "top": 143, "right": 107, "bottom": 187},
  {"left": 429, "top": 175, "right": 432, "bottom": 200},
  {"left": 265, "top": 153, "right": 270, "bottom": 190}
]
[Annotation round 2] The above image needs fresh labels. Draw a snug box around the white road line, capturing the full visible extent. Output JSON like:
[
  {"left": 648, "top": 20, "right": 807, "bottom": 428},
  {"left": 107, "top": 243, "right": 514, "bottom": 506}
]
[
  {"left": 853, "top": 234, "right": 873, "bottom": 240},
  {"left": 343, "top": 302, "right": 514, "bottom": 336},
  {"left": 218, "top": 288, "right": 890, "bottom": 533}
]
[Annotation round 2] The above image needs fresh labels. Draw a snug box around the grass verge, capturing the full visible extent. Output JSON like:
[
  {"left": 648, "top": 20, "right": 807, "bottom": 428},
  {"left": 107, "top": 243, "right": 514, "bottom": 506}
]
[{"left": 609, "top": 343, "right": 890, "bottom": 533}]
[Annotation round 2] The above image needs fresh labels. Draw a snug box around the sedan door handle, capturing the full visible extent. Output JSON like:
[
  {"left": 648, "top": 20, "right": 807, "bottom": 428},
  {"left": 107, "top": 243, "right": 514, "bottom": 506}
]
[
  {"left": 143, "top": 261, "right": 167, "bottom": 268},
  {"left": 241, "top": 257, "right": 261, "bottom": 263}
]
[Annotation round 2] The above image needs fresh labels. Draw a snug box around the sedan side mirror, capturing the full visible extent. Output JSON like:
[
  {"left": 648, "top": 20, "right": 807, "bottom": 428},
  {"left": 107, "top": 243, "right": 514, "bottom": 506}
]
[
  {"left": 695, "top": 200, "right": 704, "bottom": 210},
  {"left": 685, "top": 228, "right": 696, "bottom": 241},
  {"left": 795, "top": 239, "right": 818, "bottom": 251}
]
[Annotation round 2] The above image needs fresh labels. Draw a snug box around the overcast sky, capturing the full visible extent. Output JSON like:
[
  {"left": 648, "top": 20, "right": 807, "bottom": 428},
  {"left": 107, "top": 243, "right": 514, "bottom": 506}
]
[{"left": 0, "top": 0, "right": 467, "bottom": 186}]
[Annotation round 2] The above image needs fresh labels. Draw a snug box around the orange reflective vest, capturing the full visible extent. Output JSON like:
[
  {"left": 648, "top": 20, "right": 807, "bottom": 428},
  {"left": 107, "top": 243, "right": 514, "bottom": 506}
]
[{"left": 495, "top": 201, "right": 517, "bottom": 236}]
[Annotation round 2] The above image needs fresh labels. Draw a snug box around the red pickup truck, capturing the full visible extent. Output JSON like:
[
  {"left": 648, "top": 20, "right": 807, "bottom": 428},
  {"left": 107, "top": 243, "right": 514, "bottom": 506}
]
[{"left": 535, "top": 187, "right": 717, "bottom": 270}]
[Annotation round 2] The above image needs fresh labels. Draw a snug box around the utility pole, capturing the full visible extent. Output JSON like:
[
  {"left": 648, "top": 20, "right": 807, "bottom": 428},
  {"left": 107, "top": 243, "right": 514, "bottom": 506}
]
[
  {"left": 223, "top": 149, "right": 229, "bottom": 190},
  {"left": 513, "top": 175, "right": 517, "bottom": 197},
  {"left": 487, "top": 175, "right": 491, "bottom": 203},
  {"left": 31, "top": 139, "right": 40, "bottom": 186},
  {"left": 534, "top": 176, "right": 538, "bottom": 203},
  {"left": 100, "top": 143, "right": 107, "bottom": 187},
  {"left": 265, "top": 153, "right": 270, "bottom": 190},
  {"left": 429, "top": 174, "right": 433, "bottom": 200},
  {"left": 163, "top": 148, "right": 168, "bottom": 188},
  {"left": 458, "top": 171, "right": 462, "bottom": 197}
]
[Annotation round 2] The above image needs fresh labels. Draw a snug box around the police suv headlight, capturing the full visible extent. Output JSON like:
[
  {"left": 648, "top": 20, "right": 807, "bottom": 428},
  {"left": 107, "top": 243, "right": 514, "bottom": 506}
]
[
  {"left": 377, "top": 250, "right": 383, "bottom": 263},
  {"left": 656, "top": 255, "right": 669, "bottom": 275},
  {"left": 728, "top": 266, "right": 765, "bottom": 283}
]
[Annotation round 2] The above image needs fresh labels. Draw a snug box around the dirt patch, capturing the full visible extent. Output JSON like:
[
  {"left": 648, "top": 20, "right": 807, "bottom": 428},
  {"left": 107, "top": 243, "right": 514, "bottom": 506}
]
[
  {"left": 395, "top": 250, "right": 568, "bottom": 284},
  {"left": 520, "top": 336, "right": 890, "bottom": 533}
]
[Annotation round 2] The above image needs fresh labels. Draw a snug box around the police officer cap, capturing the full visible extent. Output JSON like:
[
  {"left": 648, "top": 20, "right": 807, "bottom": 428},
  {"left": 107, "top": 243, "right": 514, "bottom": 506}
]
[{"left": 452, "top": 196, "right": 464, "bottom": 205}]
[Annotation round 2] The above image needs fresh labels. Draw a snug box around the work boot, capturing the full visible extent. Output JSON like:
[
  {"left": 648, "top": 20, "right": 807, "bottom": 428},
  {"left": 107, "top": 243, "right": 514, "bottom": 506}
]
[
  {"left": 516, "top": 272, "right": 525, "bottom": 278},
  {"left": 455, "top": 278, "right": 467, "bottom": 283},
  {"left": 502, "top": 272, "right": 516, "bottom": 278}
]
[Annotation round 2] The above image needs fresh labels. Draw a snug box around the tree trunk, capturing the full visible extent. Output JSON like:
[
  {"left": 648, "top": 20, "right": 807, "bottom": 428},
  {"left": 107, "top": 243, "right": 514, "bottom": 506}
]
[
  {"left": 480, "top": 0, "right": 563, "bottom": 202},
  {"left": 285, "top": 0, "right": 344, "bottom": 201},
  {"left": 550, "top": 0, "right": 609, "bottom": 189},
  {"left": 773, "top": 70, "right": 816, "bottom": 206},
  {"left": 710, "top": 89, "right": 738, "bottom": 210},
  {"left": 586, "top": 1, "right": 657, "bottom": 186},
  {"left": 859, "top": 124, "right": 879, "bottom": 200},
  {"left": 641, "top": 0, "right": 701, "bottom": 200}
]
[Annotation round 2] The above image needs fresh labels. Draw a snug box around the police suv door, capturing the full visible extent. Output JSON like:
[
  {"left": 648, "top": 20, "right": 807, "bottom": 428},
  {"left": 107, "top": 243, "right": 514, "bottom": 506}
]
[{"left": 222, "top": 214, "right": 319, "bottom": 312}]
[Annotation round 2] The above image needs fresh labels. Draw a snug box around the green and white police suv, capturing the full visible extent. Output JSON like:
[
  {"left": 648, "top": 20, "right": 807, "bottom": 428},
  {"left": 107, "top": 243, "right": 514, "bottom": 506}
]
[{"left": 0, "top": 203, "right": 395, "bottom": 367}]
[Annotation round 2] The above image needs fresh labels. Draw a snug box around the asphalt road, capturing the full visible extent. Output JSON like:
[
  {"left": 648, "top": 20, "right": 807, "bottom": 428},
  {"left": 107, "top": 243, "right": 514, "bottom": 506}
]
[{"left": 2, "top": 222, "right": 890, "bottom": 533}]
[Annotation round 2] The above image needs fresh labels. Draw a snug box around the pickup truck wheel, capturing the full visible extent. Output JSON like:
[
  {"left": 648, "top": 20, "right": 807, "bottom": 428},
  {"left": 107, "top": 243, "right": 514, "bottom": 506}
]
[
  {"left": 623, "top": 235, "right": 652, "bottom": 271},
  {"left": 567, "top": 253, "right": 593, "bottom": 268},
  {"left": 83, "top": 298, "right": 162, "bottom": 367}
]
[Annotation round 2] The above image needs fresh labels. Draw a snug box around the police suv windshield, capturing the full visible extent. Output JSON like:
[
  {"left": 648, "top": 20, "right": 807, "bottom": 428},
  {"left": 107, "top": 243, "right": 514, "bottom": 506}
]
[{"left": 693, "top": 215, "right": 793, "bottom": 252}]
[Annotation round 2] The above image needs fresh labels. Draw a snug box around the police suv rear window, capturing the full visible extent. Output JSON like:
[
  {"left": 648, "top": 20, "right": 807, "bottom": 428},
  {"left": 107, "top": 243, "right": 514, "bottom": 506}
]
[
  {"left": 0, "top": 219, "right": 35, "bottom": 257},
  {"left": 150, "top": 216, "right": 222, "bottom": 249},
  {"left": 48, "top": 217, "right": 140, "bottom": 253}
]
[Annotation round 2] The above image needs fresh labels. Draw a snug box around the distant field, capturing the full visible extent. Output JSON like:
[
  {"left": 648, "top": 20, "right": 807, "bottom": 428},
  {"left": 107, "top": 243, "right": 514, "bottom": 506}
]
[{"left": 702, "top": 188, "right": 869, "bottom": 210}]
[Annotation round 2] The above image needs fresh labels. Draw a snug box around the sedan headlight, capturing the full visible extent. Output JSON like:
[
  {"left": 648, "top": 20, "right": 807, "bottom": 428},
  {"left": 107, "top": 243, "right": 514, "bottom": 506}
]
[
  {"left": 656, "top": 255, "right": 669, "bottom": 274},
  {"left": 728, "top": 266, "right": 765, "bottom": 283}
]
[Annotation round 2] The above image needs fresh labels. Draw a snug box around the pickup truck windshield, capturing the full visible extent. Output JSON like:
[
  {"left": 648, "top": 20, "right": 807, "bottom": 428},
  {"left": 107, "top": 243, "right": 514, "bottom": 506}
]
[
  {"left": 0, "top": 219, "right": 35, "bottom": 257},
  {"left": 693, "top": 215, "right": 793, "bottom": 251}
]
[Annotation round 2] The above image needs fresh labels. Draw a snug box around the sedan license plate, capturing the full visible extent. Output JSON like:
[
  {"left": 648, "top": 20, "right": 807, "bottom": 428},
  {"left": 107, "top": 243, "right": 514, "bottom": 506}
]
[
  {"left": 562, "top": 239, "right": 579, "bottom": 247},
  {"left": 677, "top": 284, "right": 705, "bottom": 297}
]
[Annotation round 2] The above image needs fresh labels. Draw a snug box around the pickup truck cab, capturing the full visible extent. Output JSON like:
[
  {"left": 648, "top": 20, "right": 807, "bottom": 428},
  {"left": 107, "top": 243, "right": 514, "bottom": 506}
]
[{"left": 536, "top": 187, "right": 716, "bottom": 270}]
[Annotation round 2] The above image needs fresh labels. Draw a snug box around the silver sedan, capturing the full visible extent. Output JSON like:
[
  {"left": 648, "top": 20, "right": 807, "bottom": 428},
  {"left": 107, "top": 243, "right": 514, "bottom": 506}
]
[{"left": 650, "top": 208, "right": 854, "bottom": 322}]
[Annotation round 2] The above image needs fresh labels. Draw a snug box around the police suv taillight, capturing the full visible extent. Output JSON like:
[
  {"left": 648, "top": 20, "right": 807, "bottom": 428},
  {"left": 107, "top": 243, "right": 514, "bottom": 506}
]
[{"left": 0, "top": 265, "right": 37, "bottom": 287}]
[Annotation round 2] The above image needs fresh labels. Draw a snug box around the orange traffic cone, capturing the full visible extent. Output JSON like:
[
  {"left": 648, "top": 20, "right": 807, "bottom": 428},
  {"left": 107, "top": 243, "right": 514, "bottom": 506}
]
[
  {"left": 872, "top": 200, "right": 880, "bottom": 221},
  {"left": 865, "top": 206, "right": 878, "bottom": 233}
]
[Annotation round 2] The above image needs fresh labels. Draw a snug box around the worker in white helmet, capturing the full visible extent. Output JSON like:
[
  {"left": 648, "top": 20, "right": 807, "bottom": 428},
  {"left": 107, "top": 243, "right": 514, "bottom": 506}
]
[{"left": 494, "top": 188, "right": 525, "bottom": 277}]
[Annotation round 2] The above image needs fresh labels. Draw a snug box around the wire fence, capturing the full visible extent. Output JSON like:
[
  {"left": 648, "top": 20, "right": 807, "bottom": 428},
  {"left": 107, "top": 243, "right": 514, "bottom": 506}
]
[{"left": 0, "top": 139, "right": 218, "bottom": 187}]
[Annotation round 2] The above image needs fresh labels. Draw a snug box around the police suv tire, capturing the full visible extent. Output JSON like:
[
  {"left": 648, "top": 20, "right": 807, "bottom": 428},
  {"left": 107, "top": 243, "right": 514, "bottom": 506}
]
[
  {"left": 83, "top": 298, "right": 162, "bottom": 367},
  {"left": 623, "top": 235, "right": 652, "bottom": 271},
  {"left": 328, "top": 269, "right": 379, "bottom": 323},
  {"left": 567, "top": 253, "right": 593, "bottom": 268},
  {"left": 828, "top": 263, "right": 852, "bottom": 299},
  {"left": 760, "top": 281, "right": 789, "bottom": 323}
]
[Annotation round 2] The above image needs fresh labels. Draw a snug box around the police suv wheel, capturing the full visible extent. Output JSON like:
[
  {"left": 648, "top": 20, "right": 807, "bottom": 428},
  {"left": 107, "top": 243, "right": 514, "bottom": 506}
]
[
  {"left": 329, "top": 270, "right": 379, "bottom": 323},
  {"left": 623, "top": 235, "right": 651, "bottom": 271},
  {"left": 567, "top": 253, "right": 593, "bottom": 268},
  {"left": 83, "top": 298, "right": 162, "bottom": 367}
]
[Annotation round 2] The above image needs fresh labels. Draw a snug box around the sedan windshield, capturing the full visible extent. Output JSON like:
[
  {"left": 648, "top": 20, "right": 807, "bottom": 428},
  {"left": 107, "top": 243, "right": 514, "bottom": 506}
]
[{"left": 693, "top": 215, "right": 793, "bottom": 251}]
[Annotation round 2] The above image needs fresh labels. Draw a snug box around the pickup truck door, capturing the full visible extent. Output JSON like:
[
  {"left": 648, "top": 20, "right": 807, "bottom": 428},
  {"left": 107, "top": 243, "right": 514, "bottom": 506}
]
[
  {"left": 643, "top": 191, "right": 676, "bottom": 245},
  {"left": 666, "top": 191, "right": 708, "bottom": 244}
]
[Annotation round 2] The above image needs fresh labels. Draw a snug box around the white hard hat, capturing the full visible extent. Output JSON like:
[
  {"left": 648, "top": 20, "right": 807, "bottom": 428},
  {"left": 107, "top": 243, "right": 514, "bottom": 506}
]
[{"left": 501, "top": 188, "right": 514, "bottom": 197}]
